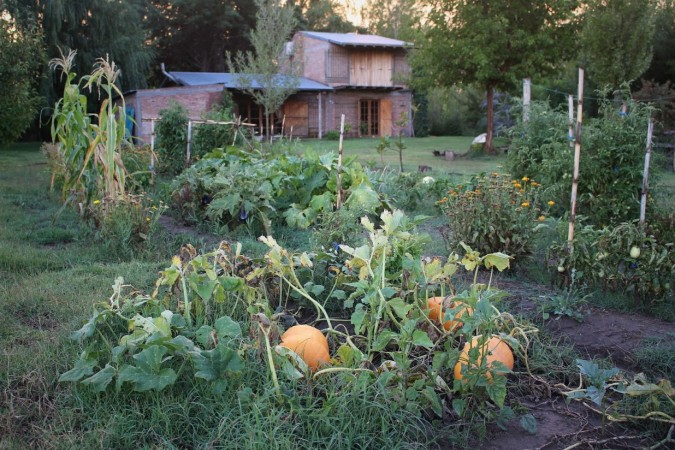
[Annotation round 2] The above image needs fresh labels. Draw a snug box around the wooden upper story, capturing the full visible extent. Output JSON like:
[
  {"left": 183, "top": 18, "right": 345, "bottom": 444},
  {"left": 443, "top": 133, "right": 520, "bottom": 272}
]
[{"left": 291, "top": 31, "right": 411, "bottom": 89}]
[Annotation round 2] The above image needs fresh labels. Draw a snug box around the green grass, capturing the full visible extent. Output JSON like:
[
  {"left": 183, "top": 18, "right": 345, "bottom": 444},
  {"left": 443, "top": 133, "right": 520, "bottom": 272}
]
[{"left": 296, "top": 135, "right": 509, "bottom": 176}]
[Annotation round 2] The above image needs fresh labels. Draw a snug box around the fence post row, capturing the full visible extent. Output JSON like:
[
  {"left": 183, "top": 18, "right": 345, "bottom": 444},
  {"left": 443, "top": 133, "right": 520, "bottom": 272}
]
[{"left": 567, "top": 68, "right": 584, "bottom": 253}]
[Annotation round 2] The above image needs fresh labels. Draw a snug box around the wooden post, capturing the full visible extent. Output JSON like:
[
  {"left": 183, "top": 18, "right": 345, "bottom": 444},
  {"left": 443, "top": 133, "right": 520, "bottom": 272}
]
[
  {"left": 318, "top": 93, "right": 323, "bottom": 139},
  {"left": 523, "top": 78, "right": 531, "bottom": 122},
  {"left": 186, "top": 120, "right": 193, "bottom": 164},
  {"left": 640, "top": 117, "right": 654, "bottom": 225},
  {"left": 568, "top": 68, "right": 584, "bottom": 251},
  {"left": 568, "top": 95, "right": 574, "bottom": 148},
  {"left": 150, "top": 119, "right": 156, "bottom": 167},
  {"left": 290, "top": 125, "right": 294, "bottom": 141},
  {"left": 336, "top": 114, "right": 345, "bottom": 210},
  {"left": 281, "top": 114, "right": 286, "bottom": 138}
]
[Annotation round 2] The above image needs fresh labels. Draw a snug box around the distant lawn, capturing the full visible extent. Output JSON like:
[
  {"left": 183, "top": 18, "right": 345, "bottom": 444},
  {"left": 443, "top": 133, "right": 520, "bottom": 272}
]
[{"left": 295, "top": 135, "right": 508, "bottom": 176}]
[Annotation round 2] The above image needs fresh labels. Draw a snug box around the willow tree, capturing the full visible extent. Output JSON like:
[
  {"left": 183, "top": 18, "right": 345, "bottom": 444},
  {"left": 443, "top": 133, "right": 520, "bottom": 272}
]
[{"left": 415, "top": 0, "right": 579, "bottom": 153}]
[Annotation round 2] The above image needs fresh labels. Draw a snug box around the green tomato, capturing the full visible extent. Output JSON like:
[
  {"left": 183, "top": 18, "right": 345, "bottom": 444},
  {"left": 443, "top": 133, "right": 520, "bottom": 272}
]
[
  {"left": 630, "top": 246, "right": 641, "bottom": 259},
  {"left": 557, "top": 265, "right": 565, "bottom": 273}
]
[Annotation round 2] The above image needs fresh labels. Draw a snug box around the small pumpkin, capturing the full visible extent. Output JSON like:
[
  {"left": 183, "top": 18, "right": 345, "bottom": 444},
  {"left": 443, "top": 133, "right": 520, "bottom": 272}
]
[
  {"left": 454, "top": 336, "right": 514, "bottom": 381},
  {"left": 427, "top": 296, "right": 473, "bottom": 332},
  {"left": 279, "top": 325, "right": 330, "bottom": 371}
]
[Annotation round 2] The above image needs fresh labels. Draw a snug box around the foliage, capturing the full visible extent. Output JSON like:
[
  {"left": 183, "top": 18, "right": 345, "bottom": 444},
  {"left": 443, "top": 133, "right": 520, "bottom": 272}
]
[
  {"left": 0, "top": 16, "right": 44, "bottom": 146},
  {"left": 170, "top": 147, "right": 381, "bottom": 234},
  {"left": 414, "top": 0, "right": 579, "bottom": 153},
  {"left": 49, "top": 50, "right": 129, "bottom": 215},
  {"left": 155, "top": 100, "right": 189, "bottom": 175},
  {"left": 436, "top": 173, "right": 548, "bottom": 260},
  {"left": 375, "top": 135, "right": 406, "bottom": 172},
  {"left": 538, "top": 271, "right": 590, "bottom": 322},
  {"left": 506, "top": 99, "right": 660, "bottom": 226},
  {"left": 581, "top": 0, "right": 657, "bottom": 88},
  {"left": 93, "top": 195, "right": 166, "bottom": 259},
  {"left": 361, "top": 0, "right": 421, "bottom": 40},
  {"left": 633, "top": 80, "right": 675, "bottom": 130},
  {"left": 324, "top": 130, "right": 341, "bottom": 140},
  {"left": 549, "top": 219, "right": 674, "bottom": 301},
  {"left": 426, "top": 85, "right": 488, "bottom": 137},
  {"left": 412, "top": 91, "right": 430, "bottom": 137},
  {"left": 292, "top": 0, "right": 357, "bottom": 32},
  {"left": 192, "top": 104, "right": 239, "bottom": 159},
  {"left": 227, "top": 0, "right": 299, "bottom": 141},
  {"left": 642, "top": 0, "right": 675, "bottom": 85},
  {"left": 121, "top": 145, "right": 156, "bottom": 191}
]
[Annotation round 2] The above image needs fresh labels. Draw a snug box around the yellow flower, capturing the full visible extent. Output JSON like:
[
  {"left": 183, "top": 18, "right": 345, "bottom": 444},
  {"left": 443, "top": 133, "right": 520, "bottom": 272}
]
[
  {"left": 146, "top": 217, "right": 151, "bottom": 222},
  {"left": 538, "top": 215, "right": 546, "bottom": 221},
  {"left": 521, "top": 201, "right": 530, "bottom": 207},
  {"left": 151, "top": 205, "right": 158, "bottom": 210},
  {"left": 491, "top": 172, "right": 500, "bottom": 177},
  {"left": 522, "top": 176, "right": 529, "bottom": 181},
  {"left": 514, "top": 183, "right": 522, "bottom": 189},
  {"left": 93, "top": 199, "right": 101, "bottom": 205},
  {"left": 172, "top": 256, "right": 181, "bottom": 268},
  {"left": 548, "top": 200, "right": 555, "bottom": 207}
]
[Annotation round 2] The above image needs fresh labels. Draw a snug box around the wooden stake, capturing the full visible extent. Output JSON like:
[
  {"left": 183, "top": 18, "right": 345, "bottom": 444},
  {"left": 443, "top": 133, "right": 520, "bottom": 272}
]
[
  {"left": 186, "top": 120, "right": 193, "bottom": 165},
  {"left": 318, "top": 92, "right": 323, "bottom": 139},
  {"left": 523, "top": 78, "right": 531, "bottom": 122},
  {"left": 640, "top": 117, "right": 654, "bottom": 225},
  {"left": 568, "top": 68, "right": 584, "bottom": 251},
  {"left": 568, "top": 94, "right": 574, "bottom": 148},
  {"left": 336, "top": 114, "right": 345, "bottom": 210}
]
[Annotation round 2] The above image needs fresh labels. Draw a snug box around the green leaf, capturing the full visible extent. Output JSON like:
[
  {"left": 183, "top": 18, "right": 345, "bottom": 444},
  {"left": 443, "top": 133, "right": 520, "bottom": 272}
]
[
  {"left": 70, "top": 313, "right": 101, "bottom": 341},
  {"left": 372, "top": 330, "right": 399, "bottom": 351},
  {"left": 214, "top": 316, "right": 242, "bottom": 340},
  {"left": 422, "top": 386, "right": 443, "bottom": 417},
  {"left": 330, "top": 289, "right": 346, "bottom": 300},
  {"left": 388, "top": 297, "right": 412, "bottom": 320},
  {"left": 59, "top": 353, "right": 97, "bottom": 382},
  {"left": 189, "top": 274, "right": 218, "bottom": 302},
  {"left": 486, "top": 377, "right": 507, "bottom": 407},
  {"left": 351, "top": 304, "right": 367, "bottom": 334},
  {"left": 412, "top": 330, "right": 434, "bottom": 348},
  {"left": 452, "top": 398, "right": 466, "bottom": 417},
  {"left": 192, "top": 343, "right": 244, "bottom": 394},
  {"left": 220, "top": 276, "right": 244, "bottom": 292},
  {"left": 117, "top": 345, "right": 177, "bottom": 392},
  {"left": 520, "top": 414, "right": 538, "bottom": 434},
  {"left": 345, "top": 183, "right": 380, "bottom": 212},
  {"left": 483, "top": 252, "right": 512, "bottom": 271},
  {"left": 195, "top": 325, "right": 215, "bottom": 348},
  {"left": 81, "top": 365, "right": 116, "bottom": 392}
]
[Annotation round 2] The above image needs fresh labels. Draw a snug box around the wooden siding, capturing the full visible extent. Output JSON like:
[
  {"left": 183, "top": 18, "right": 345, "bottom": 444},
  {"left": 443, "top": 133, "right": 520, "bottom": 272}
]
[{"left": 349, "top": 50, "right": 394, "bottom": 87}]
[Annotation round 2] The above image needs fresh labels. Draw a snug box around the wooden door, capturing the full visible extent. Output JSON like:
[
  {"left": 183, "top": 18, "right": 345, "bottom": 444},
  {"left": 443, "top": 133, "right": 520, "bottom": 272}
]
[{"left": 379, "top": 98, "right": 392, "bottom": 136}]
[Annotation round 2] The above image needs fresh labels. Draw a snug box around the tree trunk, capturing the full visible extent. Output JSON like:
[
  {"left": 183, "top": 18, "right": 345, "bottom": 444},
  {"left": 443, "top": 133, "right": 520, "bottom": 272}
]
[{"left": 485, "top": 84, "right": 496, "bottom": 155}]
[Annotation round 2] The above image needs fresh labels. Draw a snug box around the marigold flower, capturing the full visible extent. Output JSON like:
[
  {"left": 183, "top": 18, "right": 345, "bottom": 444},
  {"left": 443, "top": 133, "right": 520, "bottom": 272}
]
[
  {"left": 146, "top": 217, "right": 151, "bottom": 222},
  {"left": 538, "top": 215, "right": 546, "bottom": 221},
  {"left": 548, "top": 200, "right": 555, "bottom": 206},
  {"left": 521, "top": 201, "right": 530, "bottom": 207},
  {"left": 514, "top": 183, "right": 522, "bottom": 188},
  {"left": 522, "top": 176, "right": 529, "bottom": 181},
  {"left": 93, "top": 199, "right": 101, "bottom": 205}
]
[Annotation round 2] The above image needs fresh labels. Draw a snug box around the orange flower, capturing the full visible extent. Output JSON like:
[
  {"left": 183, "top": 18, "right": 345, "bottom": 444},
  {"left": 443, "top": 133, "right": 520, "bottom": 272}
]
[
  {"left": 522, "top": 176, "right": 529, "bottom": 181},
  {"left": 514, "top": 183, "right": 522, "bottom": 189},
  {"left": 538, "top": 215, "right": 546, "bottom": 221},
  {"left": 521, "top": 201, "right": 530, "bottom": 207},
  {"left": 547, "top": 200, "right": 555, "bottom": 207}
]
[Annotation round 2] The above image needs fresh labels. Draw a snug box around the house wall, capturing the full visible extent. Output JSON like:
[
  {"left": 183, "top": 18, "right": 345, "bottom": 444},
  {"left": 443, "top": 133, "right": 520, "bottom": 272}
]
[
  {"left": 328, "top": 90, "right": 413, "bottom": 137},
  {"left": 124, "top": 84, "right": 224, "bottom": 145},
  {"left": 293, "top": 34, "right": 330, "bottom": 85}
]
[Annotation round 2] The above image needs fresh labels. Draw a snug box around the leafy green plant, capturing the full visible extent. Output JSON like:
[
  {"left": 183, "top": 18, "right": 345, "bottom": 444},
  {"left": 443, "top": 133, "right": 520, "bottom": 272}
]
[
  {"left": 507, "top": 99, "right": 661, "bottom": 226},
  {"left": 437, "top": 173, "right": 548, "bottom": 260},
  {"left": 549, "top": 219, "right": 674, "bottom": 301},
  {"left": 155, "top": 100, "right": 189, "bottom": 175},
  {"left": 324, "top": 130, "right": 340, "bottom": 140},
  {"left": 538, "top": 271, "right": 590, "bottom": 322}
]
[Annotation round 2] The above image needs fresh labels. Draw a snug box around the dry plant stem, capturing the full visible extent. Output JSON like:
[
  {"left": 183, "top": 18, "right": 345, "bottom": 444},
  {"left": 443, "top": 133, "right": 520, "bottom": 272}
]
[
  {"left": 180, "top": 267, "right": 192, "bottom": 327},
  {"left": 562, "top": 435, "right": 641, "bottom": 450},
  {"left": 313, "top": 367, "right": 373, "bottom": 379},
  {"left": 649, "top": 425, "right": 674, "bottom": 450}
]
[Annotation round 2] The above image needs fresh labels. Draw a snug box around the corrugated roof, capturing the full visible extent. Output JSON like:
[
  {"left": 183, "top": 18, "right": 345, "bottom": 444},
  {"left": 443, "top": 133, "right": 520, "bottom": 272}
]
[
  {"left": 301, "top": 31, "right": 410, "bottom": 48},
  {"left": 167, "top": 72, "right": 333, "bottom": 91}
]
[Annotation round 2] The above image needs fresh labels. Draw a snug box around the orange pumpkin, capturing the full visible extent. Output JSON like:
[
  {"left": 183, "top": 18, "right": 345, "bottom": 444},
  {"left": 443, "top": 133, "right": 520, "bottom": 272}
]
[
  {"left": 427, "top": 296, "right": 473, "bottom": 332},
  {"left": 279, "top": 325, "right": 330, "bottom": 371},
  {"left": 454, "top": 336, "right": 514, "bottom": 381}
]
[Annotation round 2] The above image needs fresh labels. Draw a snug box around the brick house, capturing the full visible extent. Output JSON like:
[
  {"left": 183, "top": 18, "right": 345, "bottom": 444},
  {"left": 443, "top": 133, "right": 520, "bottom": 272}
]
[{"left": 125, "top": 31, "right": 412, "bottom": 144}]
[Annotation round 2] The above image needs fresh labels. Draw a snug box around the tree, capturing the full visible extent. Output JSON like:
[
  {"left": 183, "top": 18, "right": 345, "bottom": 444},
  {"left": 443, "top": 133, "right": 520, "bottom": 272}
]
[
  {"left": 228, "top": 0, "right": 299, "bottom": 141},
  {"left": 146, "top": 0, "right": 257, "bottom": 74},
  {"left": 361, "top": 0, "right": 421, "bottom": 40},
  {"left": 581, "top": 0, "right": 657, "bottom": 88},
  {"left": 0, "top": 15, "right": 44, "bottom": 146},
  {"left": 292, "top": 0, "right": 357, "bottom": 32},
  {"left": 637, "top": 0, "right": 673, "bottom": 85},
  {"left": 414, "top": 0, "right": 579, "bottom": 153}
]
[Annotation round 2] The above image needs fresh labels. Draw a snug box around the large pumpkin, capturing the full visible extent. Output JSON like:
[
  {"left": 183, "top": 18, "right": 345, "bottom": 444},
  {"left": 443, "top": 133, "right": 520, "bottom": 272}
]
[
  {"left": 279, "top": 325, "right": 330, "bottom": 371},
  {"left": 454, "top": 336, "right": 514, "bottom": 381},
  {"left": 427, "top": 296, "right": 473, "bottom": 332}
]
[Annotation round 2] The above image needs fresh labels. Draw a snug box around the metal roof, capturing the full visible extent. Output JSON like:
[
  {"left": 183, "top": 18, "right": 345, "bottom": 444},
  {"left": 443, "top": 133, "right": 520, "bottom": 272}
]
[
  {"left": 167, "top": 71, "right": 333, "bottom": 91},
  {"left": 301, "top": 31, "right": 411, "bottom": 48}
]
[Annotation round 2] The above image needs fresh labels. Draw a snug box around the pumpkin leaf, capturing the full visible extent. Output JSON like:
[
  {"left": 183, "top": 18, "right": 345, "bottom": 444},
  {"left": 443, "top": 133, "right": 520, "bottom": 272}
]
[
  {"left": 373, "top": 330, "right": 399, "bottom": 351},
  {"left": 483, "top": 252, "right": 511, "bottom": 272},
  {"left": 189, "top": 274, "right": 218, "bottom": 302},
  {"left": 80, "top": 365, "right": 116, "bottom": 392},
  {"left": 220, "top": 276, "right": 244, "bottom": 292},
  {"left": 520, "top": 414, "right": 538, "bottom": 434},
  {"left": 195, "top": 325, "right": 215, "bottom": 348},
  {"left": 215, "top": 316, "right": 242, "bottom": 340},
  {"left": 70, "top": 313, "right": 102, "bottom": 342},
  {"left": 192, "top": 343, "right": 244, "bottom": 394},
  {"left": 117, "top": 345, "right": 177, "bottom": 392},
  {"left": 59, "top": 352, "right": 97, "bottom": 382},
  {"left": 351, "top": 304, "right": 367, "bottom": 334},
  {"left": 485, "top": 376, "right": 507, "bottom": 407},
  {"left": 412, "top": 330, "right": 434, "bottom": 349},
  {"left": 388, "top": 297, "right": 412, "bottom": 320}
]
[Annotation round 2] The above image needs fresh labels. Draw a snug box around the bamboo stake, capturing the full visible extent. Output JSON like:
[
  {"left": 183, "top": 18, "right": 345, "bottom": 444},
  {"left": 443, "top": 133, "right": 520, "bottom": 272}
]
[
  {"left": 568, "top": 68, "right": 584, "bottom": 251},
  {"left": 336, "top": 114, "right": 345, "bottom": 210},
  {"left": 150, "top": 119, "right": 156, "bottom": 167},
  {"left": 640, "top": 117, "right": 654, "bottom": 225},
  {"left": 523, "top": 78, "right": 531, "bottom": 122},
  {"left": 568, "top": 95, "right": 574, "bottom": 148}
]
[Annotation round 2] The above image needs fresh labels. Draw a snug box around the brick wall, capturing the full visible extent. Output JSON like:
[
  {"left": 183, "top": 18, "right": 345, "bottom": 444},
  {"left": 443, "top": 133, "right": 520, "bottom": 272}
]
[{"left": 328, "top": 90, "right": 412, "bottom": 137}]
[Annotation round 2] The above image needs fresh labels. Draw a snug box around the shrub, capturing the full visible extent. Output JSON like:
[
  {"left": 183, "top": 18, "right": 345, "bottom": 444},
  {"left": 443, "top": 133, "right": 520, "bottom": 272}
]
[
  {"left": 324, "top": 130, "right": 340, "bottom": 140},
  {"left": 436, "top": 173, "right": 549, "bottom": 260},
  {"left": 506, "top": 99, "right": 661, "bottom": 226},
  {"left": 156, "top": 101, "right": 189, "bottom": 175},
  {"left": 549, "top": 218, "right": 674, "bottom": 301}
]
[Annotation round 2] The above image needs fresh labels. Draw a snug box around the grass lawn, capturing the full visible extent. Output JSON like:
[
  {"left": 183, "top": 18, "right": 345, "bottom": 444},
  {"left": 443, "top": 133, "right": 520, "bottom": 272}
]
[{"left": 295, "top": 135, "right": 509, "bottom": 176}]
